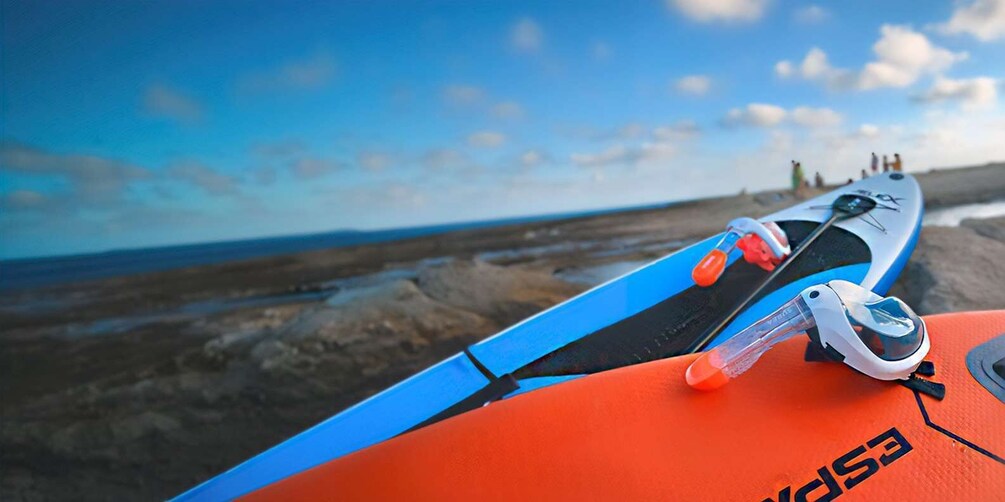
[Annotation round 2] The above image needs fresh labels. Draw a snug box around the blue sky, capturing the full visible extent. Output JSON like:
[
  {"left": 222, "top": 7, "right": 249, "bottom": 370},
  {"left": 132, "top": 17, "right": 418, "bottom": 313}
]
[{"left": 2, "top": 0, "right": 1003, "bottom": 259}]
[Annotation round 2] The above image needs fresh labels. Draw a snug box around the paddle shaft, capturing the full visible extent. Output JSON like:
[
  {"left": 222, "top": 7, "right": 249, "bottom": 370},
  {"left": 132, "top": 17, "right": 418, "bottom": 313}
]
[{"left": 684, "top": 211, "right": 842, "bottom": 354}]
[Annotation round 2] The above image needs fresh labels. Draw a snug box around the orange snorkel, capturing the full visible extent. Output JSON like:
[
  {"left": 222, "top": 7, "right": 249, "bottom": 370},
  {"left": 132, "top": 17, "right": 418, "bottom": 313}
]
[{"left": 692, "top": 218, "right": 791, "bottom": 287}]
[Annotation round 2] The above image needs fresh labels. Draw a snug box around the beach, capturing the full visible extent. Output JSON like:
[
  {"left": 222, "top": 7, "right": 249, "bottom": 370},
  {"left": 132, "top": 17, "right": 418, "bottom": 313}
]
[{"left": 2, "top": 163, "right": 1003, "bottom": 500}]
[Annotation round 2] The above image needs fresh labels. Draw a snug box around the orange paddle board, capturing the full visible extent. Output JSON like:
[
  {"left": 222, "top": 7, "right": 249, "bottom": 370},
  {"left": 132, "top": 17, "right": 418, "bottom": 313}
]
[{"left": 247, "top": 311, "right": 1005, "bottom": 501}]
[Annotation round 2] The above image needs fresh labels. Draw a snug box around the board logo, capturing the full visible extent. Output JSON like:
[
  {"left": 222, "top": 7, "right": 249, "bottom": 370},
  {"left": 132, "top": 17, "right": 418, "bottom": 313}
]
[
  {"left": 763, "top": 427, "right": 912, "bottom": 502},
  {"left": 854, "top": 189, "right": 904, "bottom": 206}
]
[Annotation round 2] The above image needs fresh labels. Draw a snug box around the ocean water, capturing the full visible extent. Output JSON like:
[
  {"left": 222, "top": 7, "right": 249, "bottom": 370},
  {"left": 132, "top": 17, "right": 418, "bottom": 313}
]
[
  {"left": 0, "top": 203, "right": 670, "bottom": 292},
  {"left": 922, "top": 200, "right": 1005, "bottom": 227}
]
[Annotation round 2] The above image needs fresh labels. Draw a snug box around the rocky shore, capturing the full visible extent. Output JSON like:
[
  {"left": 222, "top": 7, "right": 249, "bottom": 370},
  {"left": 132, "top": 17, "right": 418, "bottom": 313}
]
[{"left": 2, "top": 163, "right": 1003, "bottom": 500}]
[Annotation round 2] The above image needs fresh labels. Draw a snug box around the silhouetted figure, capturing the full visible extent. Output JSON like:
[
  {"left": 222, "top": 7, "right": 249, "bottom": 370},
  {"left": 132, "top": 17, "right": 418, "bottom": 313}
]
[
  {"left": 883, "top": 155, "right": 890, "bottom": 173},
  {"left": 861, "top": 168, "right": 868, "bottom": 179},
  {"left": 893, "top": 153, "right": 903, "bottom": 172},
  {"left": 814, "top": 171, "right": 824, "bottom": 188},
  {"left": 871, "top": 152, "right": 878, "bottom": 174},
  {"left": 791, "top": 160, "right": 804, "bottom": 192}
]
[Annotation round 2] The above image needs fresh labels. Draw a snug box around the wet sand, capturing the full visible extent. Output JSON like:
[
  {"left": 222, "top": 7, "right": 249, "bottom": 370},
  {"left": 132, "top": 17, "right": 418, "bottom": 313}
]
[{"left": 2, "top": 162, "right": 1003, "bottom": 500}]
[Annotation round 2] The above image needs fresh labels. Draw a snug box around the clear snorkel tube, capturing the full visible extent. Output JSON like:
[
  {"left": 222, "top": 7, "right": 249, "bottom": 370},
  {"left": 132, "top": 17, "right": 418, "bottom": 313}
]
[{"left": 686, "top": 280, "right": 928, "bottom": 390}]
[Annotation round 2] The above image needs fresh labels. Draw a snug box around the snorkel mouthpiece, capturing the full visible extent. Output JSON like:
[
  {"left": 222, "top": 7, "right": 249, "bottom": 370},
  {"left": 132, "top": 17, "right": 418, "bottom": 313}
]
[
  {"left": 686, "top": 280, "right": 928, "bottom": 390},
  {"left": 692, "top": 218, "right": 791, "bottom": 287}
]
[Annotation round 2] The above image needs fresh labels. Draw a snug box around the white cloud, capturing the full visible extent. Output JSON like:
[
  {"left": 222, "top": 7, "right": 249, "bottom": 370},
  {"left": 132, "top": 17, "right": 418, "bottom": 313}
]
[
  {"left": 913, "top": 76, "right": 999, "bottom": 110},
  {"left": 571, "top": 145, "right": 632, "bottom": 168},
  {"left": 467, "top": 131, "right": 507, "bottom": 148},
  {"left": 859, "top": 25, "right": 967, "bottom": 90},
  {"left": 592, "top": 122, "right": 647, "bottom": 142},
  {"left": 857, "top": 124, "right": 881, "bottom": 138},
  {"left": 721, "top": 104, "right": 841, "bottom": 129},
  {"left": 791, "top": 106, "right": 843, "bottom": 128},
  {"left": 420, "top": 149, "right": 469, "bottom": 171},
  {"left": 667, "top": 0, "right": 769, "bottom": 22},
  {"left": 794, "top": 5, "right": 829, "bottom": 24},
  {"left": 592, "top": 41, "right": 613, "bottom": 61},
  {"left": 722, "top": 103, "right": 787, "bottom": 127},
  {"left": 385, "top": 183, "right": 428, "bottom": 208},
  {"left": 570, "top": 122, "right": 691, "bottom": 169},
  {"left": 652, "top": 120, "right": 702, "bottom": 141},
  {"left": 674, "top": 75, "right": 712, "bottom": 96},
  {"left": 589, "top": 121, "right": 700, "bottom": 145},
  {"left": 143, "top": 84, "right": 204, "bottom": 124},
  {"left": 357, "top": 150, "right": 392, "bottom": 172},
  {"left": 0, "top": 141, "right": 151, "bottom": 204},
  {"left": 510, "top": 18, "right": 543, "bottom": 52},
  {"left": 2, "top": 190, "right": 49, "bottom": 211},
  {"left": 252, "top": 140, "right": 308, "bottom": 159},
  {"left": 774, "top": 47, "right": 853, "bottom": 88},
  {"left": 492, "top": 101, "right": 526, "bottom": 119},
  {"left": 775, "top": 25, "right": 967, "bottom": 91},
  {"left": 237, "top": 52, "right": 336, "bottom": 93},
  {"left": 290, "top": 158, "right": 340, "bottom": 179},
  {"left": 519, "top": 149, "right": 549, "bottom": 168},
  {"left": 936, "top": 0, "right": 1005, "bottom": 41},
  {"left": 799, "top": 47, "right": 837, "bottom": 80},
  {"left": 443, "top": 84, "right": 485, "bottom": 106},
  {"left": 169, "top": 162, "right": 239, "bottom": 195},
  {"left": 774, "top": 60, "right": 794, "bottom": 78}
]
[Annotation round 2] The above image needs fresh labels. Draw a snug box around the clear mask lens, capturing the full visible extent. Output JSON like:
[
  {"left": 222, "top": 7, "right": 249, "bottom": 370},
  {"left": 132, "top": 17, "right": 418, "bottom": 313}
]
[{"left": 844, "top": 296, "right": 924, "bottom": 361}]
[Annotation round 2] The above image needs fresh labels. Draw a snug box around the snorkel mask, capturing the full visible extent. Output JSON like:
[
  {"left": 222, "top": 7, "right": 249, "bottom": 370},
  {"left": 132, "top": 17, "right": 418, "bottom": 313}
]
[{"left": 686, "top": 280, "right": 929, "bottom": 390}]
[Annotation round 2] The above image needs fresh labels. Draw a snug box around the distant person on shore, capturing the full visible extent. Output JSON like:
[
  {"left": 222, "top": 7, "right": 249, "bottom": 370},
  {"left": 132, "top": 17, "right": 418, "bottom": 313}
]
[
  {"left": 871, "top": 152, "right": 878, "bottom": 174},
  {"left": 791, "top": 161, "right": 804, "bottom": 192},
  {"left": 861, "top": 168, "right": 868, "bottom": 179},
  {"left": 814, "top": 171, "right": 824, "bottom": 188},
  {"left": 893, "top": 153, "right": 903, "bottom": 172},
  {"left": 883, "top": 155, "right": 890, "bottom": 172}
]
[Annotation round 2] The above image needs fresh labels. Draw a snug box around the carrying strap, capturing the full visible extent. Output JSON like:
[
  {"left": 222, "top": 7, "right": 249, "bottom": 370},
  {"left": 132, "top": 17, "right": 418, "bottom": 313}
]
[{"left": 404, "top": 349, "right": 519, "bottom": 434}]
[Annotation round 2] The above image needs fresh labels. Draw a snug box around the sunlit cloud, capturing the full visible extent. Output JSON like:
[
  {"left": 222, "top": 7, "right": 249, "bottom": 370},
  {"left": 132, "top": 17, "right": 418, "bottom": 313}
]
[
  {"left": 790, "top": 107, "right": 843, "bottom": 128},
  {"left": 935, "top": 0, "right": 1005, "bottom": 41},
  {"left": 467, "top": 131, "right": 507, "bottom": 148},
  {"left": 667, "top": 0, "right": 769, "bottom": 23},
  {"left": 168, "top": 161, "right": 239, "bottom": 195},
  {"left": 592, "top": 41, "right": 613, "bottom": 61},
  {"left": 722, "top": 103, "right": 787, "bottom": 128},
  {"left": 510, "top": 18, "right": 543, "bottom": 52},
  {"left": 793, "top": 5, "right": 829, "bottom": 25},
  {"left": 591, "top": 122, "right": 645, "bottom": 142},
  {"left": 652, "top": 120, "right": 702, "bottom": 141},
  {"left": 0, "top": 141, "right": 151, "bottom": 204},
  {"left": 443, "top": 84, "right": 485, "bottom": 106},
  {"left": 289, "top": 157, "right": 340, "bottom": 179},
  {"left": 674, "top": 75, "right": 712, "bottom": 96},
  {"left": 252, "top": 140, "right": 309, "bottom": 159},
  {"left": 519, "top": 149, "right": 550, "bottom": 168},
  {"left": 237, "top": 51, "right": 337, "bottom": 93},
  {"left": 143, "top": 83, "right": 204, "bottom": 124},
  {"left": 570, "top": 142, "right": 677, "bottom": 169},
  {"left": 722, "top": 104, "right": 842, "bottom": 129},
  {"left": 857, "top": 124, "right": 881, "bottom": 138},
  {"left": 357, "top": 150, "right": 393, "bottom": 172},
  {"left": 1, "top": 190, "right": 50, "bottom": 211},
  {"left": 776, "top": 25, "right": 968, "bottom": 91},
  {"left": 913, "top": 76, "right": 999, "bottom": 110},
  {"left": 420, "top": 148, "right": 469, "bottom": 171},
  {"left": 492, "top": 101, "right": 526, "bottom": 120}
]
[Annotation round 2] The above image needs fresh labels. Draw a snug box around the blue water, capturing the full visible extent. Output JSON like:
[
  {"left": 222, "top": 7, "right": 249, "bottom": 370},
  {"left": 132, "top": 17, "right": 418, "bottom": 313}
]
[{"left": 0, "top": 203, "right": 672, "bottom": 292}]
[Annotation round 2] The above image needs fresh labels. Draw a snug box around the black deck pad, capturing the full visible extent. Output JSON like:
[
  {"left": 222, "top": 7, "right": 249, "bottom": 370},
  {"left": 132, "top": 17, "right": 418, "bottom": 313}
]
[{"left": 515, "top": 221, "right": 871, "bottom": 378}]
